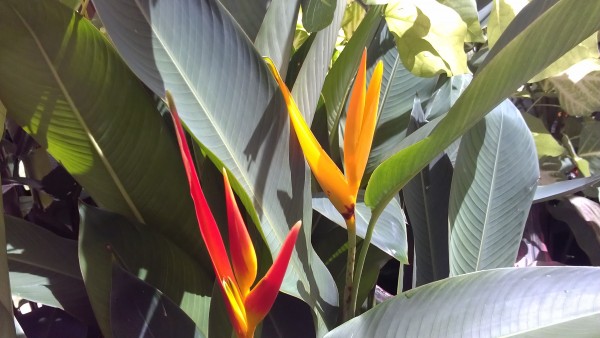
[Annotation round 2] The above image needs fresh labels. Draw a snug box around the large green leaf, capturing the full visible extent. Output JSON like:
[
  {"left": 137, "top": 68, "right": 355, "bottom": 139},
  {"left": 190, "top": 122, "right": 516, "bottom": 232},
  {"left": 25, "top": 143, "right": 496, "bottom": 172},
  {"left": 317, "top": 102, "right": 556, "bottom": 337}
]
[
  {"left": 5, "top": 216, "right": 95, "bottom": 325},
  {"left": 488, "top": 0, "right": 599, "bottom": 83},
  {"left": 548, "top": 60, "right": 600, "bottom": 117},
  {"left": 110, "top": 262, "right": 205, "bottom": 338},
  {"left": 366, "top": 0, "right": 600, "bottom": 215},
  {"left": 218, "top": 0, "right": 269, "bottom": 41},
  {"left": 312, "top": 192, "right": 407, "bottom": 263},
  {"left": 439, "top": 0, "right": 484, "bottom": 42},
  {"left": 449, "top": 100, "right": 538, "bottom": 275},
  {"left": 292, "top": 0, "right": 346, "bottom": 123},
  {"left": 325, "top": 267, "right": 600, "bottom": 337},
  {"left": 0, "top": 0, "right": 203, "bottom": 263},
  {"left": 522, "top": 113, "right": 565, "bottom": 158},
  {"left": 78, "top": 204, "right": 213, "bottom": 337},
  {"left": 365, "top": 23, "right": 439, "bottom": 173},
  {"left": 403, "top": 99, "right": 452, "bottom": 286},
  {"left": 534, "top": 175, "right": 600, "bottom": 203},
  {"left": 254, "top": 0, "right": 301, "bottom": 76},
  {"left": 548, "top": 197, "right": 600, "bottom": 266},
  {"left": 384, "top": 0, "right": 470, "bottom": 77},
  {"left": 301, "top": 0, "right": 337, "bottom": 33},
  {"left": 579, "top": 120, "right": 600, "bottom": 175},
  {"left": 322, "top": 6, "right": 382, "bottom": 146},
  {"left": 93, "top": 0, "right": 338, "bottom": 333}
]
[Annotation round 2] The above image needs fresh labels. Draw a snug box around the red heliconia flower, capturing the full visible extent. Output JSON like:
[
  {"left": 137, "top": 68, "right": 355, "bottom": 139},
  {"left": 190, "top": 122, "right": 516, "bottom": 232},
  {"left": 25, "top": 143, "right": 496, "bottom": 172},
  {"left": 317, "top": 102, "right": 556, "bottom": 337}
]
[{"left": 166, "top": 92, "right": 301, "bottom": 338}]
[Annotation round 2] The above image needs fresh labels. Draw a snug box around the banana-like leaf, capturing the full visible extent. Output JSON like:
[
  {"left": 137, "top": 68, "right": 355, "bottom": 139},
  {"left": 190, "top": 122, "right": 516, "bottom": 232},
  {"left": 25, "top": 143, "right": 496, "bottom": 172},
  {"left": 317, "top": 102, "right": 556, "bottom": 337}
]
[
  {"left": 449, "top": 100, "right": 538, "bottom": 275},
  {"left": 325, "top": 267, "right": 600, "bottom": 337},
  {"left": 0, "top": 0, "right": 204, "bottom": 263},
  {"left": 111, "top": 262, "right": 205, "bottom": 338},
  {"left": 384, "top": 0, "right": 470, "bottom": 77},
  {"left": 439, "top": 0, "right": 484, "bottom": 42},
  {"left": 78, "top": 204, "right": 213, "bottom": 337},
  {"left": 404, "top": 99, "right": 452, "bottom": 286},
  {"left": 366, "top": 0, "right": 600, "bottom": 215},
  {"left": 522, "top": 113, "right": 565, "bottom": 158},
  {"left": 254, "top": 0, "right": 300, "bottom": 76},
  {"left": 322, "top": 6, "right": 382, "bottom": 146},
  {"left": 549, "top": 60, "right": 600, "bottom": 117},
  {"left": 5, "top": 216, "right": 95, "bottom": 325},
  {"left": 534, "top": 175, "right": 600, "bottom": 203},
  {"left": 218, "top": 0, "right": 269, "bottom": 41},
  {"left": 312, "top": 192, "right": 407, "bottom": 263},
  {"left": 547, "top": 197, "right": 600, "bottom": 266},
  {"left": 365, "top": 23, "right": 439, "bottom": 173},
  {"left": 93, "top": 0, "right": 339, "bottom": 333},
  {"left": 292, "top": 0, "right": 345, "bottom": 123},
  {"left": 301, "top": 0, "right": 337, "bottom": 33},
  {"left": 488, "top": 0, "right": 599, "bottom": 83},
  {"left": 580, "top": 120, "right": 600, "bottom": 174}
]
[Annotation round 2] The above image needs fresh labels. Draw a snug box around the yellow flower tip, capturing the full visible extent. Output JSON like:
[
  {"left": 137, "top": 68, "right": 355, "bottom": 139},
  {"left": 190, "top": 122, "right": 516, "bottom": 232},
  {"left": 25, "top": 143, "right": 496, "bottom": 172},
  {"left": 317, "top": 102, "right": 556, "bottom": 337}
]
[{"left": 222, "top": 276, "right": 248, "bottom": 337}]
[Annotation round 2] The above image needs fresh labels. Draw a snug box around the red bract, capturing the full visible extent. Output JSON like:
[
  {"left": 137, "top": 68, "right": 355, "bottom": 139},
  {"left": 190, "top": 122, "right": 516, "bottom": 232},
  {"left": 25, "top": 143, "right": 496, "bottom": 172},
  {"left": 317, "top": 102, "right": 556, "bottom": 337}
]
[{"left": 166, "top": 92, "right": 301, "bottom": 338}]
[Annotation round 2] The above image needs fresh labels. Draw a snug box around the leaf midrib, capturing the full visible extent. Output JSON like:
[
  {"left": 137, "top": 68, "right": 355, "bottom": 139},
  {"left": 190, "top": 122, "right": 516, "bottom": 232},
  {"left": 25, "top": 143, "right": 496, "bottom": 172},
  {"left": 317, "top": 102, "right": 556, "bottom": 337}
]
[
  {"left": 12, "top": 6, "right": 144, "bottom": 224},
  {"left": 132, "top": 0, "right": 305, "bottom": 284}
]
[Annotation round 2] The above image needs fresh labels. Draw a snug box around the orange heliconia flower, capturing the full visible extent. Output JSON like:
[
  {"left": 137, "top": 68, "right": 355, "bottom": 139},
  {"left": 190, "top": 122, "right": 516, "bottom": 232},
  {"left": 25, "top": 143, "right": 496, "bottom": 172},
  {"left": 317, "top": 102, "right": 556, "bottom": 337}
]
[
  {"left": 167, "top": 92, "right": 301, "bottom": 338},
  {"left": 266, "top": 49, "right": 383, "bottom": 226}
]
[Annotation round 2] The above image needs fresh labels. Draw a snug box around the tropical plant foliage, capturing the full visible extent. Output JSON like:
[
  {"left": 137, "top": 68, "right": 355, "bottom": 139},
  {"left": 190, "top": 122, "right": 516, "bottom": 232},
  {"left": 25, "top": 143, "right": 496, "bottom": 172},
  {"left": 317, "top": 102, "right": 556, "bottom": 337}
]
[{"left": 1, "top": 0, "right": 600, "bottom": 337}]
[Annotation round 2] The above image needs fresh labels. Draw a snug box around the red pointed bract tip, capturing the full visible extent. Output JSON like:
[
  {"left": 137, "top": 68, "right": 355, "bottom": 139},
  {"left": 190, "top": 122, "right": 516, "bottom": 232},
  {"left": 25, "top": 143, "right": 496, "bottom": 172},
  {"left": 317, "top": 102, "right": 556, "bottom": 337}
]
[
  {"left": 166, "top": 91, "right": 235, "bottom": 284},
  {"left": 244, "top": 221, "right": 301, "bottom": 331}
]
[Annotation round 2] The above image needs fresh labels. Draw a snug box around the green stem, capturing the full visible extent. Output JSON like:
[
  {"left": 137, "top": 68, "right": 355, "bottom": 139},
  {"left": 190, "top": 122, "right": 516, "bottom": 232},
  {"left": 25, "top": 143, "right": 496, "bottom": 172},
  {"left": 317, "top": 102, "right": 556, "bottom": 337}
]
[
  {"left": 342, "top": 217, "right": 357, "bottom": 322},
  {"left": 350, "top": 205, "right": 384, "bottom": 316}
]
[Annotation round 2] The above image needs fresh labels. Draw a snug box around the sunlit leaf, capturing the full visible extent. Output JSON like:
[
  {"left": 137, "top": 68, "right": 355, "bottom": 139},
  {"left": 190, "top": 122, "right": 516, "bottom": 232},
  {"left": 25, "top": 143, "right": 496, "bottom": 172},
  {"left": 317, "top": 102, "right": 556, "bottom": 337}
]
[{"left": 384, "top": 0, "right": 470, "bottom": 77}]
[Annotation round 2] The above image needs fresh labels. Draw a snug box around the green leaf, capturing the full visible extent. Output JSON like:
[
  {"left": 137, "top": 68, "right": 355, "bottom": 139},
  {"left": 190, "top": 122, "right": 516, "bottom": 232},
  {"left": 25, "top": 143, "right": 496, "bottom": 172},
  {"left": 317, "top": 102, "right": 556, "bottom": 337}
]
[
  {"left": 0, "top": 161, "right": 16, "bottom": 338},
  {"left": 548, "top": 59, "right": 600, "bottom": 117},
  {"left": 254, "top": 0, "right": 301, "bottom": 76},
  {"left": 580, "top": 119, "right": 600, "bottom": 175},
  {"left": 325, "top": 267, "right": 600, "bottom": 337},
  {"left": 366, "top": 0, "right": 600, "bottom": 216},
  {"left": 293, "top": 0, "right": 346, "bottom": 123},
  {"left": 449, "top": 100, "right": 539, "bottom": 275},
  {"left": 92, "top": 0, "right": 339, "bottom": 332},
  {"left": 322, "top": 6, "right": 382, "bottom": 146},
  {"left": 78, "top": 204, "right": 213, "bottom": 337},
  {"left": 403, "top": 99, "right": 452, "bottom": 286},
  {"left": 110, "top": 262, "right": 205, "bottom": 338},
  {"left": 547, "top": 197, "right": 600, "bottom": 266},
  {"left": 522, "top": 113, "right": 565, "bottom": 158},
  {"left": 218, "top": 0, "right": 269, "bottom": 41},
  {"left": 365, "top": 23, "right": 439, "bottom": 173},
  {"left": 312, "top": 192, "right": 407, "bottom": 263},
  {"left": 301, "top": 0, "right": 337, "bottom": 33},
  {"left": 488, "top": 0, "right": 599, "bottom": 82},
  {"left": 6, "top": 216, "right": 95, "bottom": 325},
  {"left": 341, "top": 2, "right": 366, "bottom": 39},
  {"left": 0, "top": 0, "right": 204, "bottom": 264},
  {"left": 534, "top": 175, "right": 600, "bottom": 203},
  {"left": 384, "top": 0, "right": 470, "bottom": 77},
  {"left": 438, "top": 0, "right": 485, "bottom": 42}
]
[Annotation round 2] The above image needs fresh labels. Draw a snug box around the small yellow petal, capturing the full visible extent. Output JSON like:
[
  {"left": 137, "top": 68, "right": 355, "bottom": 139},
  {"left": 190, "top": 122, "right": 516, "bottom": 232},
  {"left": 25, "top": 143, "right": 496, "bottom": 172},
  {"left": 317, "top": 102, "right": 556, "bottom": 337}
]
[
  {"left": 222, "top": 276, "right": 248, "bottom": 337},
  {"left": 265, "top": 58, "right": 355, "bottom": 217}
]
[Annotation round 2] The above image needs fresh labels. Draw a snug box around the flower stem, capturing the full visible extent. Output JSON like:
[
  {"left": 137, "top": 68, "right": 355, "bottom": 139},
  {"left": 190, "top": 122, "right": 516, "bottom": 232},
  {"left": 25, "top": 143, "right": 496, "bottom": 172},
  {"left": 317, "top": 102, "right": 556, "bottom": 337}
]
[
  {"left": 350, "top": 205, "right": 384, "bottom": 316},
  {"left": 343, "top": 217, "right": 357, "bottom": 322}
]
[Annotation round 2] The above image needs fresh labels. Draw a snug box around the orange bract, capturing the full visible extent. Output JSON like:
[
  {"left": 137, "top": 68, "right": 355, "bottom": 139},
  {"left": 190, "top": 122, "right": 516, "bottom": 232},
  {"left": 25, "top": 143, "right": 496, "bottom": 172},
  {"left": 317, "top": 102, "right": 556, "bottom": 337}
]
[{"left": 266, "top": 49, "right": 383, "bottom": 224}]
